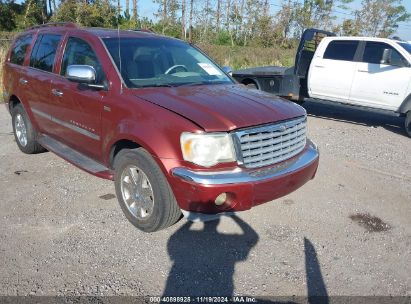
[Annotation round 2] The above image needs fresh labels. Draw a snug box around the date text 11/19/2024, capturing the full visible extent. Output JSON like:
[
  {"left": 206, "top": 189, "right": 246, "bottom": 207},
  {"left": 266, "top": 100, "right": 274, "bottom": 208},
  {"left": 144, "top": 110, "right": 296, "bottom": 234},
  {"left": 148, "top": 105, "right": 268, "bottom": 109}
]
[{"left": 150, "top": 296, "right": 258, "bottom": 303}]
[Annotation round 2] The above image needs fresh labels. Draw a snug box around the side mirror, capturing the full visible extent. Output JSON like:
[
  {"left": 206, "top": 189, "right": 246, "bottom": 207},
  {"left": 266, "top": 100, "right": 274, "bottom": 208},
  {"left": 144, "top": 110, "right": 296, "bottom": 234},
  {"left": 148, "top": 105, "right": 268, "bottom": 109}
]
[
  {"left": 381, "top": 49, "right": 392, "bottom": 65},
  {"left": 222, "top": 66, "right": 233, "bottom": 76},
  {"left": 66, "top": 65, "right": 106, "bottom": 90},
  {"left": 66, "top": 65, "right": 96, "bottom": 83}
]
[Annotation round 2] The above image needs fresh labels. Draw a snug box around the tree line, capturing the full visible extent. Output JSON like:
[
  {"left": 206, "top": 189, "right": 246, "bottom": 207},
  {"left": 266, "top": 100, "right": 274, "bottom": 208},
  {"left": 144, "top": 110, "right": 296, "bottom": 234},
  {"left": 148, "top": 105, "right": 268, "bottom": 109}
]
[{"left": 0, "top": 0, "right": 410, "bottom": 47}]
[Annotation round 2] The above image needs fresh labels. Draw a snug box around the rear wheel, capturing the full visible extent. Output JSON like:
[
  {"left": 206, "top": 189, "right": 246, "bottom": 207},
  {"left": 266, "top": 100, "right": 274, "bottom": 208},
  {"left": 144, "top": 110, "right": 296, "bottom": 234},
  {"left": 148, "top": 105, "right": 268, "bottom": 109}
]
[
  {"left": 12, "top": 104, "right": 45, "bottom": 154},
  {"left": 405, "top": 111, "right": 411, "bottom": 138},
  {"left": 114, "top": 148, "right": 182, "bottom": 232},
  {"left": 242, "top": 80, "right": 258, "bottom": 90}
]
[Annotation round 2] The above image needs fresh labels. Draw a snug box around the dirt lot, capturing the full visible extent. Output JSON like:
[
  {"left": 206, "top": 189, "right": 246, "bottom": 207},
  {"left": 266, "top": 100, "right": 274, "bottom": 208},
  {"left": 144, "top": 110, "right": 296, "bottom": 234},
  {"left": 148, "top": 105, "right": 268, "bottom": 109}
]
[{"left": 0, "top": 99, "right": 410, "bottom": 299}]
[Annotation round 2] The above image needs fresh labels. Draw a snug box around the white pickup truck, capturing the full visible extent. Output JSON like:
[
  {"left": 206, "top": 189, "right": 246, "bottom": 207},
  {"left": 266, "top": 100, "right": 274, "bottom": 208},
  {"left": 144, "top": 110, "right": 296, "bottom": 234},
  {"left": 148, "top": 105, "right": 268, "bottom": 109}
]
[{"left": 232, "top": 29, "right": 411, "bottom": 137}]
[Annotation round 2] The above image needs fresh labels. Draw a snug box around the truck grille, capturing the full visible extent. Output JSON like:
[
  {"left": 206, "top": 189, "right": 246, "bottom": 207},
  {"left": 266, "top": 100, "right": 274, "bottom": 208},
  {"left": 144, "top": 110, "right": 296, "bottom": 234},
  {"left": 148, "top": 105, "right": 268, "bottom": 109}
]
[{"left": 235, "top": 116, "right": 307, "bottom": 169}]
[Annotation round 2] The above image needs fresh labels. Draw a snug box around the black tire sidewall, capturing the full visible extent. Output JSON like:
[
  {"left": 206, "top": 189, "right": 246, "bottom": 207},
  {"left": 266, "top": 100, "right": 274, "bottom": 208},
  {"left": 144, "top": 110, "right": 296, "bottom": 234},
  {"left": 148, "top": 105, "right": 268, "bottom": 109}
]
[
  {"left": 12, "top": 104, "right": 38, "bottom": 154},
  {"left": 114, "top": 149, "right": 178, "bottom": 232},
  {"left": 406, "top": 111, "right": 411, "bottom": 138}
]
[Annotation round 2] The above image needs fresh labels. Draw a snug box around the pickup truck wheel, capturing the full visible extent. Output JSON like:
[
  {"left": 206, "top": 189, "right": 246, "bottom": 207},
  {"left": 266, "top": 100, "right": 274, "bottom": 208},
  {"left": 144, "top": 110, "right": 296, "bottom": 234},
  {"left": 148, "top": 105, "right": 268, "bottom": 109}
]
[
  {"left": 114, "top": 148, "right": 182, "bottom": 232},
  {"left": 405, "top": 111, "right": 411, "bottom": 137},
  {"left": 12, "top": 104, "right": 45, "bottom": 154}
]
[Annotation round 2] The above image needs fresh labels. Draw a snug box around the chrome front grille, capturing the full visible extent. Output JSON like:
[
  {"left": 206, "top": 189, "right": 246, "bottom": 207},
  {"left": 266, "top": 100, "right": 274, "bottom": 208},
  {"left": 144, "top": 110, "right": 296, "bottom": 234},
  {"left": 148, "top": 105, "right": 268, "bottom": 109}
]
[{"left": 234, "top": 116, "right": 307, "bottom": 169}]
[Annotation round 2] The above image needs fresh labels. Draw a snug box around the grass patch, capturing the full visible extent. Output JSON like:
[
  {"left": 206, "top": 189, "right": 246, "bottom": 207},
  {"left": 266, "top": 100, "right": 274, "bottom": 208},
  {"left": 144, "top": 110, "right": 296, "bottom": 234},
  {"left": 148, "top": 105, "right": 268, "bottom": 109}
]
[{"left": 198, "top": 44, "right": 296, "bottom": 70}]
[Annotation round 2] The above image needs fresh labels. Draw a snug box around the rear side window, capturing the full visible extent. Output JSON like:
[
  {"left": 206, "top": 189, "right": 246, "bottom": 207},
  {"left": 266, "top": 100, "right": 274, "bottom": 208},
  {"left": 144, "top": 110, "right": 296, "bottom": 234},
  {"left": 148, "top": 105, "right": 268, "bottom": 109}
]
[
  {"left": 10, "top": 35, "right": 33, "bottom": 65},
  {"left": 323, "top": 40, "right": 359, "bottom": 61},
  {"left": 61, "top": 37, "right": 104, "bottom": 83},
  {"left": 362, "top": 42, "right": 406, "bottom": 66},
  {"left": 30, "top": 34, "right": 62, "bottom": 72}
]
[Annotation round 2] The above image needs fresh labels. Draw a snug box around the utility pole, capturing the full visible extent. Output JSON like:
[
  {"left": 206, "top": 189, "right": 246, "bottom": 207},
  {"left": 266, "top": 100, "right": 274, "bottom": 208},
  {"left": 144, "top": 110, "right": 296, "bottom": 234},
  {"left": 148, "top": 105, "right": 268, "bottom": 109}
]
[
  {"left": 189, "top": 0, "right": 194, "bottom": 42},
  {"left": 126, "top": 0, "right": 129, "bottom": 18},
  {"left": 133, "top": 0, "right": 138, "bottom": 24},
  {"left": 216, "top": 0, "right": 222, "bottom": 30},
  {"left": 182, "top": 0, "right": 186, "bottom": 39}
]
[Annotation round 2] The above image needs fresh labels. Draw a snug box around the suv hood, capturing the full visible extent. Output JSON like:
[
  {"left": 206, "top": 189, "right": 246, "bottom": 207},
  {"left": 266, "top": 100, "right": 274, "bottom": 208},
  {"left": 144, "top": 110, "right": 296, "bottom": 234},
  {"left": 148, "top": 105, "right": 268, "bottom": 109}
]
[{"left": 136, "top": 84, "right": 306, "bottom": 132}]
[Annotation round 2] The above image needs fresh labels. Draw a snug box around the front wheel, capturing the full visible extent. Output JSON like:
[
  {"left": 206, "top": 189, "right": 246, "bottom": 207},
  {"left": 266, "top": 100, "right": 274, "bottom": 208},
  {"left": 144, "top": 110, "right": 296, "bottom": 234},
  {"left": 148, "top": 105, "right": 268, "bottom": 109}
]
[
  {"left": 405, "top": 111, "right": 411, "bottom": 138},
  {"left": 114, "top": 148, "right": 182, "bottom": 232}
]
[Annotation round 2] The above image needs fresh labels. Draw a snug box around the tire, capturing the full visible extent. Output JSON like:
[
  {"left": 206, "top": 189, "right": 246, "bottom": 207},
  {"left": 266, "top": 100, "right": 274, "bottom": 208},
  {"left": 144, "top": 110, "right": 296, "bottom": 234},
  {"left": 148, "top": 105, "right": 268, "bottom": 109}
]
[
  {"left": 405, "top": 111, "right": 411, "bottom": 138},
  {"left": 114, "top": 148, "right": 182, "bottom": 232},
  {"left": 11, "top": 104, "right": 45, "bottom": 154},
  {"left": 244, "top": 81, "right": 258, "bottom": 90}
]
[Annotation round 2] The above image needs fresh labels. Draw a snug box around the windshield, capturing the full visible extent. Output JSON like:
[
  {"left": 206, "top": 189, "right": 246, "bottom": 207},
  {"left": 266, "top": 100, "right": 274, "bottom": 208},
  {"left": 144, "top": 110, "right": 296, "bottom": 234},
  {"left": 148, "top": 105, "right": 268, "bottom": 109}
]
[
  {"left": 103, "top": 37, "right": 233, "bottom": 88},
  {"left": 399, "top": 42, "right": 411, "bottom": 55}
]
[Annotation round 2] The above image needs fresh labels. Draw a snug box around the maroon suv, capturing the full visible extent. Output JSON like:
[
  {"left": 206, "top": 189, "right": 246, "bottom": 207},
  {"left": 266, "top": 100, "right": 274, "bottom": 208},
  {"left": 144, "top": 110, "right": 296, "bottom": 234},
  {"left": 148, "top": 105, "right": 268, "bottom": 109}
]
[{"left": 2, "top": 23, "right": 319, "bottom": 232}]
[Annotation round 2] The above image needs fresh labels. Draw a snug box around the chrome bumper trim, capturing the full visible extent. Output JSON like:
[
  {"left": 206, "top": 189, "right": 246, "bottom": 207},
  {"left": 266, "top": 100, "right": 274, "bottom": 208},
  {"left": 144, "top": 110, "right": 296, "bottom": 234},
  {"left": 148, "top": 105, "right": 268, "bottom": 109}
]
[
  {"left": 172, "top": 140, "right": 319, "bottom": 185},
  {"left": 181, "top": 209, "right": 237, "bottom": 222}
]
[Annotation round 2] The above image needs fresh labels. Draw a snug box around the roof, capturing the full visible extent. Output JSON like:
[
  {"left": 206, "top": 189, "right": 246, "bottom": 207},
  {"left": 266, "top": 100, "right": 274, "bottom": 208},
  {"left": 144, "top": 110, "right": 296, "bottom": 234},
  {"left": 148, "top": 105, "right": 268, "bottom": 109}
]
[
  {"left": 24, "top": 22, "right": 164, "bottom": 39},
  {"left": 82, "top": 28, "right": 158, "bottom": 39},
  {"left": 324, "top": 36, "right": 399, "bottom": 44}
]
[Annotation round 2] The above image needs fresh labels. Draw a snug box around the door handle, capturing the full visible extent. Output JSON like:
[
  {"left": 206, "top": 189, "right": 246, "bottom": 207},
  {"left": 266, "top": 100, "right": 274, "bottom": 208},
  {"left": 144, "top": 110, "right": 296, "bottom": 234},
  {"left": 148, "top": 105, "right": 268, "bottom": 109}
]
[
  {"left": 314, "top": 65, "right": 325, "bottom": 68},
  {"left": 19, "top": 78, "right": 28, "bottom": 85},
  {"left": 358, "top": 69, "right": 369, "bottom": 73},
  {"left": 51, "top": 88, "right": 63, "bottom": 97}
]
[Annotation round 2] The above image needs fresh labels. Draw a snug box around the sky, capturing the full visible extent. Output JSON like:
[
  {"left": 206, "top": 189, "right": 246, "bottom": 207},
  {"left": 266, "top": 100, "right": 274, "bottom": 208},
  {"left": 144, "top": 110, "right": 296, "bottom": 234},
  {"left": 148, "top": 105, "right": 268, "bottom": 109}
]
[{"left": 132, "top": 0, "right": 411, "bottom": 40}]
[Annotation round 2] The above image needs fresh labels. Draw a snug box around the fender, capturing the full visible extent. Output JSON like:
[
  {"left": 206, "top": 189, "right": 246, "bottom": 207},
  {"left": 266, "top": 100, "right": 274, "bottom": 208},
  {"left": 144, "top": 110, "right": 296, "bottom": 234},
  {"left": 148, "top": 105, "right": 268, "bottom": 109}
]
[
  {"left": 398, "top": 94, "right": 411, "bottom": 114},
  {"left": 102, "top": 110, "right": 201, "bottom": 170}
]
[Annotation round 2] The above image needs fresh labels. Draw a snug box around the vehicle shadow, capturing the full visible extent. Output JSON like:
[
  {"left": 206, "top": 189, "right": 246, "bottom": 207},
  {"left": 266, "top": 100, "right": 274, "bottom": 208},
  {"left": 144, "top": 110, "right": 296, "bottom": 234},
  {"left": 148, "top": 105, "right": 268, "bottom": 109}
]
[
  {"left": 303, "top": 99, "right": 406, "bottom": 137},
  {"left": 163, "top": 215, "right": 259, "bottom": 296},
  {"left": 163, "top": 216, "right": 329, "bottom": 303},
  {"left": 304, "top": 237, "right": 329, "bottom": 304}
]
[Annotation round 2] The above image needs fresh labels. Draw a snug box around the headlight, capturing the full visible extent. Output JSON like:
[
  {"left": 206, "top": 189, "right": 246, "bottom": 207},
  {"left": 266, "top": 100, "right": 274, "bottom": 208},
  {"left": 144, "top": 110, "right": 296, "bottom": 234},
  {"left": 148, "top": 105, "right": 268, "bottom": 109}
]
[{"left": 180, "top": 132, "right": 236, "bottom": 167}]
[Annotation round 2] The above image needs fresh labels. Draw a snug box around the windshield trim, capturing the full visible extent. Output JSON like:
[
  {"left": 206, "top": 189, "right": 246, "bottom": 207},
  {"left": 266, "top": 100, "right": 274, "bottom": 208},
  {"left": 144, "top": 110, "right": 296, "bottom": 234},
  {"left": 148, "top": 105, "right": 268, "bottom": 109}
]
[
  {"left": 101, "top": 36, "right": 234, "bottom": 90},
  {"left": 399, "top": 42, "right": 411, "bottom": 56},
  {"left": 99, "top": 37, "right": 128, "bottom": 89}
]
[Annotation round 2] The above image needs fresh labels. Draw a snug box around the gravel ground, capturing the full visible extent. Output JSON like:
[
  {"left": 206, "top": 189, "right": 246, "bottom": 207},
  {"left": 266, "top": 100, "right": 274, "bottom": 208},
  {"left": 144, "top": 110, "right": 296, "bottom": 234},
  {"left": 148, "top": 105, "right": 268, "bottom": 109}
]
[{"left": 0, "top": 99, "right": 410, "bottom": 298}]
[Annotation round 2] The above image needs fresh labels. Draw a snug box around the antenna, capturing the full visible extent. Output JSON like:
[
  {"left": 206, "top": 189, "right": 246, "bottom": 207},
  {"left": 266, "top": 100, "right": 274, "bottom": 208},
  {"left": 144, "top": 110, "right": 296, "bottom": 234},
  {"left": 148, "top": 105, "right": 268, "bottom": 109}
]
[{"left": 117, "top": 5, "right": 123, "bottom": 94}]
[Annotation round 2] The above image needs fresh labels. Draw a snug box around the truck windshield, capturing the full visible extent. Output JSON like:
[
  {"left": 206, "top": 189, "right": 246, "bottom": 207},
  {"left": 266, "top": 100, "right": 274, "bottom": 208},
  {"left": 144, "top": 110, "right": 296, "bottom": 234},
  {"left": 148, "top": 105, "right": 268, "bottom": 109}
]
[
  {"left": 103, "top": 37, "right": 232, "bottom": 88},
  {"left": 399, "top": 42, "right": 411, "bottom": 55}
]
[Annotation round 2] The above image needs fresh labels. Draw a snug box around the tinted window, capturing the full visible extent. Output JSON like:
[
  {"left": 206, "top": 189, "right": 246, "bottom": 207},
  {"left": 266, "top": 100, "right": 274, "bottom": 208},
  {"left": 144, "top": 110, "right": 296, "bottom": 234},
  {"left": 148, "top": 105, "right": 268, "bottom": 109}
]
[
  {"left": 30, "top": 34, "right": 62, "bottom": 72},
  {"left": 61, "top": 37, "right": 104, "bottom": 83},
  {"left": 399, "top": 42, "right": 411, "bottom": 55},
  {"left": 363, "top": 42, "right": 407, "bottom": 67},
  {"left": 10, "top": 35, "right": 33, "bottom": 65},
  {"left": 323, "top": 40, "right": 359, "bottom": 61}
]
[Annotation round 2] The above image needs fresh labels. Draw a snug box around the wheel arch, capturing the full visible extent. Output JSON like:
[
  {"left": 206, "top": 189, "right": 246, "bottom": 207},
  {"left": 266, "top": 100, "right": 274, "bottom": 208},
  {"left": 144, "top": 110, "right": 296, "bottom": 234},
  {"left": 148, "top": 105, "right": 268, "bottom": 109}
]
[
  {"left": 8, "top": 94, "right": 22, "bottom": 113},
  {"left": 399, "top": 94, "right": 411, "bottom": 115},
  {"left": 108, "top": 138, "right": 141, "bottom": 169},
  {"left": 241, "top": 78, "right": 260, "bottom": 89}
]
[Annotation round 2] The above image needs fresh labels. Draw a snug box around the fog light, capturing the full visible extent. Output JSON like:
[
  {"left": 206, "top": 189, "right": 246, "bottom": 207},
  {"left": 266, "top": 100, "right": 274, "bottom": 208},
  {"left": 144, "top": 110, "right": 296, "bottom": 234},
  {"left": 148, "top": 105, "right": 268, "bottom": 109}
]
[{"left": 215, "top": 193, "right": 228, "bottom": 206}]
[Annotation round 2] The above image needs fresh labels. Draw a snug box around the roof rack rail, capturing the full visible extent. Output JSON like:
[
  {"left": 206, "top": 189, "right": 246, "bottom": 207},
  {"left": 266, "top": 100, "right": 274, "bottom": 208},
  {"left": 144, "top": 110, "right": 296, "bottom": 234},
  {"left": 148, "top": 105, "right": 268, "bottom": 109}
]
[
  {"left": 132, "top": 28, "right": 154, "bottom": 33},
  {"left": 28, "top": 22, "right": 78, "bottom": 30}
]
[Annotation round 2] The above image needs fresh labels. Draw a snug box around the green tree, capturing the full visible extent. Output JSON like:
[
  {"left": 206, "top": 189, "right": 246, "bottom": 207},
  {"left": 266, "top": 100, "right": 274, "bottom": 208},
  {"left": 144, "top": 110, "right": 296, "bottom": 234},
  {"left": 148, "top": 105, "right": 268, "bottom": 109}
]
[
  {"left": 20, "top": 0, "right": 45, "bottom": 29},
  {"left": 272, "top": 0, "right": 298, "bottom": 46},
  {"left": 294, "top": 0, "right": 353, "bottom": 36},
  {"left": 341, "top": 18, "right": 360, "bottom": 36},
  {"left": 52, "top": 0, "right": 116, "bottom": 27},
  {"left": 353, "top": 0, "right": 410, "bottom": 37},
  {"left": 0, "top": 0, "right": 24, "bottom": 31}
]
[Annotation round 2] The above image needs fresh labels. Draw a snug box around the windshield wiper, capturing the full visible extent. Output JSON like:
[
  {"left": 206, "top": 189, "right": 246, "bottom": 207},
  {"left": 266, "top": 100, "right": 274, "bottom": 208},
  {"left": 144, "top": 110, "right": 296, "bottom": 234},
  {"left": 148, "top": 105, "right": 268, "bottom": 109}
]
[
  {"left": 174, "top": 81, "right": 227, "bottom": 87},
  {"left": 136, "top": 84, "right": 175, "bottom": 88}
]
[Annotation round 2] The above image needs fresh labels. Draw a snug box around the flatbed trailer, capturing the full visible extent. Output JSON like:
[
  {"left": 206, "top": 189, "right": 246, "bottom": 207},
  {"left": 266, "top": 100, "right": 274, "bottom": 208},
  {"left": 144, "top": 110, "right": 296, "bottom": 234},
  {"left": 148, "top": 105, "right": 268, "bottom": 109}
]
[{"left": 232, "top": 29, "right": 335, "bottom": 103}]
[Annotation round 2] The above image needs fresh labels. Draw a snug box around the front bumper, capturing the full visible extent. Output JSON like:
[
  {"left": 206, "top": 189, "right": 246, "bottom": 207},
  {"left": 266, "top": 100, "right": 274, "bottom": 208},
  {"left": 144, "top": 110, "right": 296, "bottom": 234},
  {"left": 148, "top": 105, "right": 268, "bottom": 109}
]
[{"left": 170, "top": 139, "right": 319, "bottom": 214}]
